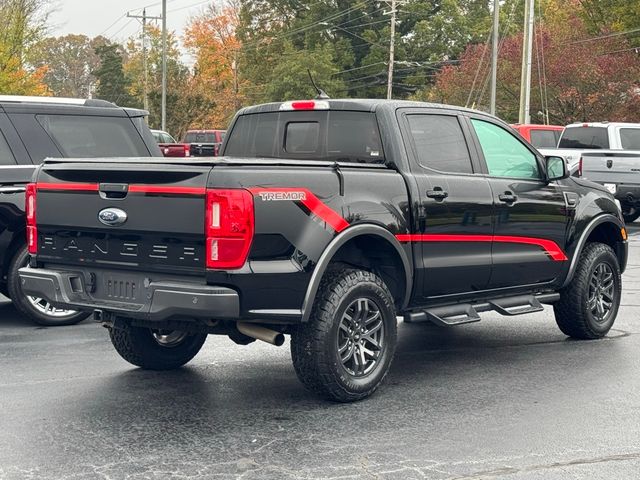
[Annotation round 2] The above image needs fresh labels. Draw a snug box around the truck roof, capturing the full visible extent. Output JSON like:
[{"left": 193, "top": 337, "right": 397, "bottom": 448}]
[
  {"left": 239, "top": 98, "right": 486, "bottom": 116},
  {"left": 566, "top": 122, "right": 640, "bottom": 128}
]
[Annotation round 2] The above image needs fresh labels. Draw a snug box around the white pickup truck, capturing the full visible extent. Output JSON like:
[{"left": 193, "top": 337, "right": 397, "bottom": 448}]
[{"left": 538, "top": 122, "right": 640, "bottom": 174}]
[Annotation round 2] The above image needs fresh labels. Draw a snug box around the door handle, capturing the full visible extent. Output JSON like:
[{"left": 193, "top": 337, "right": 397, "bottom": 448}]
[
  {"left": 498, "top": 192, "right": 517, "bottom": 203},
  {"left": 0, "top": 186, "right": 26, "bottom": 194},
  {"left": 426, "top": 188, "right": 448, "bottom": 200}
]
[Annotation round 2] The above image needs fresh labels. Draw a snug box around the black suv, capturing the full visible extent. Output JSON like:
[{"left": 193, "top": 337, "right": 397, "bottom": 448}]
[{"left": 0, "top": 95, "right": 161, "bottom": 325}]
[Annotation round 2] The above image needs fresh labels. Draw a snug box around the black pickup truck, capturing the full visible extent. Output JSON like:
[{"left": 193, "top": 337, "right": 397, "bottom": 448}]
[{"left": 19, "top": 99, "right": 627, "bottom": 401}]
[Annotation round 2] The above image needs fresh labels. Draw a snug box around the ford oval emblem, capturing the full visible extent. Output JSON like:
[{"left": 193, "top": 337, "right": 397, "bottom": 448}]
[{"left": 98, "top": 208, "right": 128, "bottom": 226}]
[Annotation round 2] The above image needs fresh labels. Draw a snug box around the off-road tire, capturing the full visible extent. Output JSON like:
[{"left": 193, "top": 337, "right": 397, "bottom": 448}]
[
  {"left": 554, "top": 242, "right": 621, "bottom": 339},
  {"left": 7, "top": 245, "right": 90, "bottom": 326},
  {"left": 109, "top": 322, "right": 208, "bottom": 370},
  {"left": 291, "top": 267, "right": 397, "bottom": 402}
]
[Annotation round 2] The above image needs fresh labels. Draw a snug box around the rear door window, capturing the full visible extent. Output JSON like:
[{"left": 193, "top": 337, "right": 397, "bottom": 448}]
[
  {"left": 0, "top": 130, "right": 16, "bottom": 165},
  {"left": 406, "top": 114, "right": 473, "bottom": 174},
  {"left": 559, "top": 127, "right": 609, "bottom": 149},
  {"left": 620, "top": 128, "right": 640, "bottom": 150},
  {"left": 36, "top": 115, "right": 149, "bottom": 157}
]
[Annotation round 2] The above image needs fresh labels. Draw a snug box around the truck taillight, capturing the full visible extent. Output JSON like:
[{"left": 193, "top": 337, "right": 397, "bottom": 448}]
[
  {"left": 25, "top": 183, "right": 37, "bottom": 254},
  {"left": 577, "top": 157, "right": 583, "bottom": 177},
  {"left": 205, "top": 189, "right": 254, "bottom": 269},
  {"left": 184, "top": 144, "right": 190, "bottom": 157}
]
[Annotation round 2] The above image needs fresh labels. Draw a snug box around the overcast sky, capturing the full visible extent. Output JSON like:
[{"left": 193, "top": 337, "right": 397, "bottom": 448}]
[{"left": 49, "top": 0, "right": 209, "bottom": 47}]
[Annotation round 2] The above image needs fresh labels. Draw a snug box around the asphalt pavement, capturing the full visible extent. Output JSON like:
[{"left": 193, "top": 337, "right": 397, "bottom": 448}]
[{"left": 2, "top": 227, "right": 640, "bottom": 479}]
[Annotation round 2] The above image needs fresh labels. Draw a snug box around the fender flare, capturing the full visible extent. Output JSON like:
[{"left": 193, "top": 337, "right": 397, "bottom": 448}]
[
  {"left": 561, "top": 213, "right": 625, "bottom": 288},
  {"left": 301, "top": 224, "right": 412, "bottom": 322}
]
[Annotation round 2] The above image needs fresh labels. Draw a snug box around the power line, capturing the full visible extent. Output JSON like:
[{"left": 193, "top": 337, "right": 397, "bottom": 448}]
[
  {"left": 569, "top": 27, "right": 640, "bottom": 45},
  {"left": 109, "top": 18, "right": 136, "bottom": 40}
]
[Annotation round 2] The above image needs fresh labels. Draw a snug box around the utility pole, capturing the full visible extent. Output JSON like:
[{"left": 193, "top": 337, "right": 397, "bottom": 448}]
[
  {"left": 127, "top": 9, "right": 161, "bottom": 115},
  {"left": 489, "top": 0, "right": 500, "bottom": 116},
  {"left": 161, "top": 0, "right": 167, "bottom": 131},
  {"left": 518, "top": 0, "right": 535, "bottom": 124},
  {"left": 386, "top": 0, "right": 397, "bottom": 100},
  {"left": 231, "top": 51, "right": 240, "bottom": 111}
]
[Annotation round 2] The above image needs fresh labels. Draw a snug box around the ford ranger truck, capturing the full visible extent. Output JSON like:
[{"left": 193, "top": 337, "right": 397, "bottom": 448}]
[{"left": 19, "top": 100, "right": 628, "bottom": 402}]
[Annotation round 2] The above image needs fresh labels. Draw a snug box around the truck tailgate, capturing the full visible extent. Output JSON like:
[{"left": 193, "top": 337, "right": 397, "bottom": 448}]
[
  {"left": 34, "top": 160, "right": 210, "bottom": 276},
  {"left": 581, "top": 151, "right": 640, "bottom": 188}
]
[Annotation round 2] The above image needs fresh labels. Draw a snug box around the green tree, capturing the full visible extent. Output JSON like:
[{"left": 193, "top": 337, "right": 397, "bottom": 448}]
[{"left": 93, "top": 43, "right": 136, "bottom": 107}]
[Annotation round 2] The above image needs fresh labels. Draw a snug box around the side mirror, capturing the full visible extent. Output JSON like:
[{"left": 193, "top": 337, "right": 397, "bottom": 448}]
[{"left": 545, "top": 155, "right": 569, "bottom": 181}]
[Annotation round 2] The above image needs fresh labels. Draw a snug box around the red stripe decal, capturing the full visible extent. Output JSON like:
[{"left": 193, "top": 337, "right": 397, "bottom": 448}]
[
  {"left": 249, "top": 187, "right": 349, "bottom": 233},
  {"left": 36, "top": 183, "right": 205, "bottom": 196},
  {"left": 37, "top": 182, "right": 99, "bottom": 191},
  {"left": 396, "top": 233, "right": 567, "bottom": 261},
  {"left": 128, "top": 185, "right": 206, "bottom": 195}
]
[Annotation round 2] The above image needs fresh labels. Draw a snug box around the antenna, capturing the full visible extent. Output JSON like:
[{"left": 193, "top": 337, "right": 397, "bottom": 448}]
[{"left": 307, "top": 69, "right": 330, "bottom": 99}]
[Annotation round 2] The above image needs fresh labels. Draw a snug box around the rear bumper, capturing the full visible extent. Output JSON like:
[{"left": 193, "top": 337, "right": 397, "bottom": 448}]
[{"left": 18, "top": 267, "right": 239, "bottom": 321}]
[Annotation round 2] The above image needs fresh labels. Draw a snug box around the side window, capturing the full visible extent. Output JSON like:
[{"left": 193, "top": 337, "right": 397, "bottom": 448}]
[
  {"left": 471, "top": 119, "right": 541, "bottom": 180},
  {"left": 407, "top": 114, "right": 473, "bottom": 174},
  {"left": 620, "top": 128, "right": 640, "bottom": 150},
  {"left": 0, "top": 130, "right": 17, "bottom": 165}
]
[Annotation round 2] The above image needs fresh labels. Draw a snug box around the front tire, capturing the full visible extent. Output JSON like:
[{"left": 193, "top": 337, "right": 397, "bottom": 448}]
[
  {"left": 7, "top": 245, "right": 90, "bottom": 326},
  {"left": 291, "top": 267, "right": 397, "bottom": 402},
  {"left": 554, "top": 242, "right": 621, "bottom": 339},
  {"left": 108, "top": 322, "right": 207, "bottom": 370}
]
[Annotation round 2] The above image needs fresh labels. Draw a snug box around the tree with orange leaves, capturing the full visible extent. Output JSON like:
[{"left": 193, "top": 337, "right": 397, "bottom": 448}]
[{"left": 184, "top": 1, "right": 243, "bottom": 128}]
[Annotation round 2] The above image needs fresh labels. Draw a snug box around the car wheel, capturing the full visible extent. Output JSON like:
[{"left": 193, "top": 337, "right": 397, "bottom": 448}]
[
  {"left": 621, "top": 205, "right": 640, "bottom": 224},
  {"left": 291, "top": 267, "right": 397, "bottom": 402},
  {"left": 109, "top": 322, "right": 208, "bottom": 370},
  {"left": 7, "top": 245, "right": 91, "bottom": 326},
  {"left": 554, "top": 242, "right": 621, "bottom": 339}
]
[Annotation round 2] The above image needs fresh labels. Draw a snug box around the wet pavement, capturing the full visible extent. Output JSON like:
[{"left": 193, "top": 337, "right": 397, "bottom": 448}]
[{"left": 1, "top": 226, "right": 640, "bottom": 479}]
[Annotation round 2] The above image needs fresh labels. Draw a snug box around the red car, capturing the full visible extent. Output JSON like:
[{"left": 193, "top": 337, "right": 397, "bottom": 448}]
[
  {"left": 511, "top": 124, "right": 564, "bottom": 149},
  {"left": 184, "top": 129, "right": 226, "bottom": 156},
  {"left": 151, "top": 130, "right": 190, "bottom": 157}
]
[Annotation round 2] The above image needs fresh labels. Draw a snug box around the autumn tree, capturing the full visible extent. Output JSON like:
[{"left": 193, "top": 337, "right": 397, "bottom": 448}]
[
  {"left": 425, "top": 4, "right": 640, "bottom": 124},
  {"left": 0, "top": 0, "right": 49, "bottom": 95},
  {"left": 184, "top": 2, "right": 242, "bottom": 128},
  {"left": 28, "top": 34, "right": 108, "bottom": 97}
]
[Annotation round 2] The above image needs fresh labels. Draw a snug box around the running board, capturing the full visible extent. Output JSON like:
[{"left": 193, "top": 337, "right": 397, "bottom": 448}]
[{"left": 404, "top": 292, "right": 560, "bottom": 326}]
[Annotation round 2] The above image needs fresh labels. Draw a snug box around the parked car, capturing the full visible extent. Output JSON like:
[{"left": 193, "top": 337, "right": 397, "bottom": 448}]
[
  {"left": 538, "top": 122, "right": 640, "bottom": 173},
  {"left": 580, "top": 150, "right": 640, "bottom": 223},
  {"left": 184, "top": 129, "right": 226, "bottom": 156},
  {"left": 0, "top": 95, "right": 161, "bottom": 326},
  {"left": 151, "top": 129, "right": 190, "bottom": 157},
  {"left": 19, "top": 99, "right": 626, "bottom": 402},
  {"left": 511, "top": 124, "right": 564, "bottom": 149}
]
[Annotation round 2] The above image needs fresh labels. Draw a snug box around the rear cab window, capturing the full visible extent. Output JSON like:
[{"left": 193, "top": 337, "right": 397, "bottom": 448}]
[
  {"left": 619, "top": 128, "right": 640, "bottom": 150},
  {"left": 36, "top": 115, "right": 149, "bottom": 158},
  {"left": 224, "top": 110, "right": 384, "bottom": 163},
  {"left": 559, "top": 127, "right": 609, "bottom": 149},
  {"left": 529, "top": 129, "right": 560, "bottom": 148},
  {"left": 185, "top": 132, "right": 217, "bottom": 143}
]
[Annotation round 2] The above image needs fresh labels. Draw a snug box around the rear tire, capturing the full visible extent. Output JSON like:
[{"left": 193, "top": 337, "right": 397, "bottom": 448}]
[
  {"left": 7, "top": 245, "right": 90, "bottom": 326},
  {"left": 109, "top": 322, "right": 207, "bottom": 370},
  {"left": 554, "top": 242, "right": 621, "bottom": 339},
  {"left": 291, "top": 267, "right": 397, "bottom": 402}
]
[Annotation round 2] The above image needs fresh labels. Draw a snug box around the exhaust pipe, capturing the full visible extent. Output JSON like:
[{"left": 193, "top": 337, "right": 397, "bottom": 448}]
[{"left": 237, "top": 322, "right": 285, "bottom": 346}]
